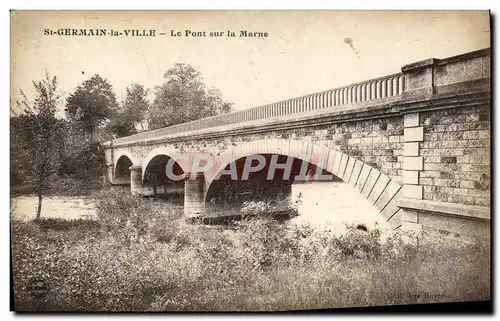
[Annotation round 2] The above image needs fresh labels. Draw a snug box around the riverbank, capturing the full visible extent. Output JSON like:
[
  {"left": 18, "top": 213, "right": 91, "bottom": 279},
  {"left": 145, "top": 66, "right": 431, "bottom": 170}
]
[
  {"left": 11, "top": 189, "right": 491, "bottom": 311},
  {"left": 10, "top": 181, "right": 388, "bottom": 230}
]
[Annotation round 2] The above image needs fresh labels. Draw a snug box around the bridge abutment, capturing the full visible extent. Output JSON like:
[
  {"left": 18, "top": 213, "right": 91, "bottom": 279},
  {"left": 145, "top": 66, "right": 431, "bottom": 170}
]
[{"left": 397, "top": 54, "right": 491, "bottom": 236}]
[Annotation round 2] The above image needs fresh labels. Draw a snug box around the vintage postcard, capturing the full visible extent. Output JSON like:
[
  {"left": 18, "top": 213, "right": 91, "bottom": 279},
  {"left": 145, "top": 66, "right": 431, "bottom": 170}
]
[{"left": 10, "top": 10, "right": 491, "bottom": 312}]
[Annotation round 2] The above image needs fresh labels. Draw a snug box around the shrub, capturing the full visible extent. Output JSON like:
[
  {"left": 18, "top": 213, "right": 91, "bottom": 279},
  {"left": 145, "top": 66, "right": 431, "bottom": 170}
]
[
  {"left": 240, "top": 196, "right": 301, "bottom": 218},
  {"left": 11, "top": 194, "right": 491, "bottom": 311},
  {"left": 58, "top": 142, "right": 106, "bottom": 184},
  {"left": 95, "top": 188, "right": 182, "bottom": 245},
  {"left": 236, "top": 216, "right": 301, "bottom": 270}
]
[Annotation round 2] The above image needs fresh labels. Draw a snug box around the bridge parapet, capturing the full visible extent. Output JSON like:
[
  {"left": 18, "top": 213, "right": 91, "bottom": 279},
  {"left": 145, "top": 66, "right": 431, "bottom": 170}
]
[
  {"left": 112, "top": 72, "right": 405, "bottom": 145},
  {"left": 110, "top": 48, "right": 489, "bottom": 147}
]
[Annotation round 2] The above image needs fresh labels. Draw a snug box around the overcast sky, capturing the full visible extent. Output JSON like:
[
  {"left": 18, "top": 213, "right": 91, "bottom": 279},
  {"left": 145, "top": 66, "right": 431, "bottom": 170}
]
[{"left": 10, "top": 10, "right": 490, "bottom": 117}]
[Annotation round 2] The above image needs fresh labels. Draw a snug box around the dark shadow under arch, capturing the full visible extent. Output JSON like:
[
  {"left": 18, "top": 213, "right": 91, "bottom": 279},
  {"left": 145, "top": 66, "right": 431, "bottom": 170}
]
[
  {"left": 114, "top": 155, "right": 133, "bottom": 185},
  {"left": 205, "top": 153, "right": 338, "bottom": 217},
  {"left": 143, "top": 154, "right": 185, "bottom": 200}
]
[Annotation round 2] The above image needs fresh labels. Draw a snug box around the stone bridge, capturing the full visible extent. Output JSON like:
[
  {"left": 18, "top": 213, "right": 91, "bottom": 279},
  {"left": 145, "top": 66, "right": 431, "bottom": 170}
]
[{"left": 103, "top": 48, "right": 491, "bottom": 237}]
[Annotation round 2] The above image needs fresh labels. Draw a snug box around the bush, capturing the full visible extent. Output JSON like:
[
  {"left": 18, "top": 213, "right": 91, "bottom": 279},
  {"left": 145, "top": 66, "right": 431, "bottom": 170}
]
[
  {"left": 240, "top": 196, "right": 301, "bottom": 218},
  {"left": 58, "top": 142, "right": 106, "bottom": 184},
  {"left": 236, "top": 216, "right": 301, "bottom": 270},
  {"left": 11, "top": 193, "right": 491, "bottom": 311},
  {"left": 95, "top": 188, "right": 182, "bottom": 245}
]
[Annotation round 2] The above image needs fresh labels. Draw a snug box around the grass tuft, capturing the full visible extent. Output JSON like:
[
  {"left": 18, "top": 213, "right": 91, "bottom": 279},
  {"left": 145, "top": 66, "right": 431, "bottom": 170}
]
[{"left": 11, "top": 191, "right": 490, "bottom": 311}]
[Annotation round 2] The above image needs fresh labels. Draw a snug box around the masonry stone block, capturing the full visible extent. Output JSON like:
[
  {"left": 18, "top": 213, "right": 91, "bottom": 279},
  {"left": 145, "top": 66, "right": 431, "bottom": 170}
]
[
  {"left": 342, "top": 157, "right": 356, "bottom": 182},
  {"left": 404, "top": 127, "right": 424, "bottom": 142},
  {"left": 435, "top": 58, "right": 482, "bottom": 86},
  {"left": 336, "top": 154, "right": 349, "bottom": 178},
  {"left": 356, "top": 165, "right": 372, "bottom": 192},
  {"left": 403, "top": 185, "right": 423, "bottom": 199},
  {"left": 401, "top": 221, "right": 423, "bottom": 231},
  {"left": 374, "top": 181, "right": 401, "bottom": 212},
  {"left": 388, "top": 209, "right": 403, "bottom": 229},
  {"left": 403, "top": 63, "right": 434, "bottom": 91},
  {"left": 402, "top": 209, "right": 419, "bottom": 223},
  {"left": 348, "top": 160, "right": 364, "bottom": 187},
  {"left": 331, "top": 151, "right": 342, "bottom": 176},
  {"left": 404, "top": 156, "right": 424, "bottom": 171},
  {"left": 381, "top": 191, "right": 402, "bottom": 222},
  {"left": 403, "top": 142, "right": 420, "bottom": 156},
  {"left": 417, "top": 211, "right": 490, "bottom": 238},
  {"left": 403, "top": 170, "right": 420, "bottom": 185},
  {"left": 325, "top": 149, "right": 338, "bottom": 174},
  {"left": 130, "top": 165, "right": 143, "bottom": 196},
  {"left": 404, "top": 113, "right": 420, "bottom": 128},
  {"left": 367, "top": 173, "right": 391, "bottom": 204},
  {"left": 361, "top": 169, "right": 381, "bottom": 198},
  {"left": 184, "top": 172, "right": 206, "bottom": 218},
  {"left": 482, "top": 56, "right": 491, "bottom": 78}
]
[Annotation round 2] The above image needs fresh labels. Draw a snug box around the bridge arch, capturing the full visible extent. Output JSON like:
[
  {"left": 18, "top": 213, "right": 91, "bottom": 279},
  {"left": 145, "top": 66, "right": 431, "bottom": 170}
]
[
  {"left": 113, "top": 151, "right": 139, "bottom": 184},
  {"left": 114, "top": 150, "right": 138, "bottom": 171},
  {"left": 141, "top": 147, "right": 187, "bottom": 197},
  {"left": 205, "top": 138, "right": 403, "bottom": 225},
  {"left": 141, "top": 147, "right": 188, "bottom": 182},
  {"left": 205, "top": 139, "right": 347, "bottom": 188}
]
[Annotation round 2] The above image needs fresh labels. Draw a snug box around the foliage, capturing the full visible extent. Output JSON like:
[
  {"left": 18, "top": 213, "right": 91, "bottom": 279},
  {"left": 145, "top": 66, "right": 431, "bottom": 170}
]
[
  {"left": 236, "top": 216, "right": 301, "bottom": 269},
  {"left": 107, "top": 83, "right": 150, "bottom": 137},
  {"left": 148, "top": 63, "right": 233, "bottom": 130},
  {"left": 240, "top": 196, "right": 301, "bottom": 218},
  {"left": 107, "top": 112, "right": 137, "bottom": 138},
  {"left": 65, "top": 74, "right": 119, "bottom": 140},
  {"left": 11, "top": 191, "right": 491, "bottom": 311},
  {"left": 58, "top": 142, "right": 106, "bottom": 183},
  {"left": 95, "top": 188, "right": 183, "bottom": 245},
  {"left": 240, "top": 200, "right": 273, "bottom": 216},
  {"left": 11, "top": 72, "right": 68, "bottom": 218}
]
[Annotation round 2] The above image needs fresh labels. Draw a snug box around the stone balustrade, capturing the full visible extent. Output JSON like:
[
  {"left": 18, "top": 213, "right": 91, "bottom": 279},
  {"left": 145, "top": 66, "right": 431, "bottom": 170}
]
[{"left": 112, "top": 72, "right": 405, "bottom": 144}]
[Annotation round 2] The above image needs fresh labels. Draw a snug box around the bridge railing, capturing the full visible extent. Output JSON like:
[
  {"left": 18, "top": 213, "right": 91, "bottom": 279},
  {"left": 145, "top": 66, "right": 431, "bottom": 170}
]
[{"left": 113, "top": 72, "right": 405, "bottom": 144}]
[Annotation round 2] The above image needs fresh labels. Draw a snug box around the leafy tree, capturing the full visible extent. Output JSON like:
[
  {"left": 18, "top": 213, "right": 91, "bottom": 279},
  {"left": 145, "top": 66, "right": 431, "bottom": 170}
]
[
  {"left": 65, "top": 74, "right": 119, "bottom": 140},
  {"left": 122, "top": 83, "right": 149, "bottom": 131},
  {"left": 12, "top": 72, "right": 67, "bottom": 219},
  {"left": 58, "top": 142, "right": 106, "bottom": 183},
  {"left": 108, "top": 113, "right": 137, "bottom": 138},
  {"left": 148, "top": 63, "right": 233, "bottom": 130},
  {"left": 108, "top": 83, "right": 149, "bottom": 137}
]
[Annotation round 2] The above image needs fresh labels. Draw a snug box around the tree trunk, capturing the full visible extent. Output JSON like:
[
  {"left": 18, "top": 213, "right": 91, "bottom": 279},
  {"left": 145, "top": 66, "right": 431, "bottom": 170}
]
[{"left": 36, "top": 184, "right": 43, "bottom": 220}]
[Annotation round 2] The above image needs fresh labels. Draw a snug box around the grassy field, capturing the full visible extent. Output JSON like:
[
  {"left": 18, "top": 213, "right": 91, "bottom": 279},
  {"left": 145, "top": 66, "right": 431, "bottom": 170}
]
[{"left": 11, "top": 189, "right": 491, "bottom": 312}]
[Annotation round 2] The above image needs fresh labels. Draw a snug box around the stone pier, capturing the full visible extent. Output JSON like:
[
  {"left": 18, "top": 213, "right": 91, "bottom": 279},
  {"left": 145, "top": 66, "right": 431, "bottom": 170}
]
[
  {"left": 184, "top": 172, "right": 206, "bottom": 219},
  {"left": 130, "top": 165, "right": 143, "bottom": 196}
]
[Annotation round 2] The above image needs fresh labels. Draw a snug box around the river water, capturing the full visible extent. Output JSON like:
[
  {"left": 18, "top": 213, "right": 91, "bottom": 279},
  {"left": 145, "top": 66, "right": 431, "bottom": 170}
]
[
  {"left": 291, "top": 181, "right": 388, "bottom": 231},
  {"left": 10, "top": 181, "right": 388, "bottom": 232}
]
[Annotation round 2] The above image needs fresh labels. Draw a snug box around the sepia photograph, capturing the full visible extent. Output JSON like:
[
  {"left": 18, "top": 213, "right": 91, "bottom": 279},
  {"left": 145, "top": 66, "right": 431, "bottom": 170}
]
[{"left": 9, "top": 10, "right": 491, "bottom": 312}]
